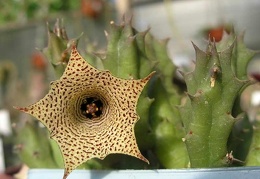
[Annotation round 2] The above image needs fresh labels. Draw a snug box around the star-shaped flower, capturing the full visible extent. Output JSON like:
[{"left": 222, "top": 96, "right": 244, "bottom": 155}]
[{"left": 15, "top": 46, "right": 154, "bottom": 178}]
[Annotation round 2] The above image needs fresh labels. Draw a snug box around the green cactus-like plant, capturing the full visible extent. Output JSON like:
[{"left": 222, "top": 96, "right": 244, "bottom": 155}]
[
  {"left": 14, "top": 118, "right": 59, "bottom": 168},
  {"left": 217, "top": 32, "right": 256, "bottom": 163},
  {"left": 246, "top": 117, "right": 260, "bottom": 165},
  {"left": 15, "top": 18, "right": 188, "bottom": 170},
  {"left": 86, "top": 19, "right": 188, "bottom": 168},
  {"left": 42, "top": 19, "right": 82, "bottom": 78},
  {"left": 179, "top": 34, "right": 254, "bottom": 167},
  {"left": 14, "top": 17, "right": 257, "bottom": 174},
  {"left": 144, "top": 34, "right": 188, "bottom": 168}
]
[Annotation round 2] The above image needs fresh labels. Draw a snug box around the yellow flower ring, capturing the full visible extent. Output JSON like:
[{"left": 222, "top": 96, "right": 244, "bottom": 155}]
[{"left": 15, "top": 45, "right": 154, "bottom": 178}]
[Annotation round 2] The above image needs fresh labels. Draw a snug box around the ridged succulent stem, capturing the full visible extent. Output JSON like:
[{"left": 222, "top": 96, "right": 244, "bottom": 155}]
[
  {"left": 246, "top": 120, "right": 260, "bottom": 165},
  {"left": 180, "top": 40, "right": 252, "bottom": 167}
]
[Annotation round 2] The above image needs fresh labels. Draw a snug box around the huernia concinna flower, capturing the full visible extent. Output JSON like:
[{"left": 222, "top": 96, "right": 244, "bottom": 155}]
[{"left": 15, "top": 45, "right": 154, "bottom": 178}]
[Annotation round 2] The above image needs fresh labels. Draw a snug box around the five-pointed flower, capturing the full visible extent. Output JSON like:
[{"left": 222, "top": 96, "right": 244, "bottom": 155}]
[{"left": 15, "top": 45, "right": 154, "bottom": 179}]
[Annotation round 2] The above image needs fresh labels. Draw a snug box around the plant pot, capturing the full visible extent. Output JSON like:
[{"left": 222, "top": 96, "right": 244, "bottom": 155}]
[{"left": 28, "top": 167, "right": 260, "bottom": 179}]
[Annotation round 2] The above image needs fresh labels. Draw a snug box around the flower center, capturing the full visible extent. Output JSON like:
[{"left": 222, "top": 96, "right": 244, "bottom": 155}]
[{"left": 80, "top": 97, "right": 103, "bottom": 119}]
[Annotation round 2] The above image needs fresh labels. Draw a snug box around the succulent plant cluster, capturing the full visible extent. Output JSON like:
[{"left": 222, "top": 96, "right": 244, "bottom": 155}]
[
  {"left": 14, "top": 18, "right": 258, "bottom": 178},
  {"left": 179, "top": 36, "right": 253, "bottom": 167}
]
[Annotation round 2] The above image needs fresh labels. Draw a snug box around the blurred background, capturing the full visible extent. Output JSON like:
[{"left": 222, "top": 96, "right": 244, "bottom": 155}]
[{"left": 0, "top": 0, "right": 259, "bottom": 178}]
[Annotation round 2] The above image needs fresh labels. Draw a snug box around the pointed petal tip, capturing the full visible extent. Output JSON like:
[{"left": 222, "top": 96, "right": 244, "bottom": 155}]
[
  {"left": 71, "top": 42, "right": 77, "bottom": 50},
  {"left": 137, "top": 153, "right": 149, "bottom": 164},
  {"left": 144, "top": 157, "right": 150, "bottom": 165},
  {"left": 63, "top": 168, "right": 72, "bottom": 179},
  {"left": 13, "top": 106, "right": 29, "bottom": 112},
  {"left": 70, "top": 43, "right": 79, "bottom": 57},
  {"left": 144, "top": 71, "right": 156, "bottom": 81},
  {"left": 63, "top": 173, "right": 68, "bottom": 179},
  {"left": 139, "top": 71, "right": 156, "bottom": 84}
]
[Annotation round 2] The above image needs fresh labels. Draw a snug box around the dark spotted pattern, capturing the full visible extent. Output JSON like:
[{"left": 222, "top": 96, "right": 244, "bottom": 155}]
[{"left": 16, "top": 46, "right": 154, "bottom": 179}]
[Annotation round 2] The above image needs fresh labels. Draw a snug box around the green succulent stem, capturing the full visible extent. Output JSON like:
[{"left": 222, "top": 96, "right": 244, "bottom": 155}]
[
  {"left": 17, "top": 17, "right": 256, "bottom": 171},
  {"left": 100, "top": 18, "right": 188, "bottom": 168},
  {"left": 180, "top": 39, "right": 252, "bottom": 167},
  {"left": 14, "top": 120, "right": 59, "bottom": 168},
  {"left": 246, "top": 120, "right": 260, "bottom": 165},
  {"left": 43, "top": 19, "right": 81, "bottom": 78}
]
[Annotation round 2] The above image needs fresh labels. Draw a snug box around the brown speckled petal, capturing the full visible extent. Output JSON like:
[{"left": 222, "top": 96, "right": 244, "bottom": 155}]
[{"left": 15, "top": 46, "right": 154, "bottom": 179}]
